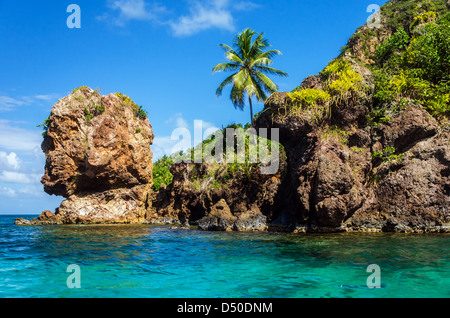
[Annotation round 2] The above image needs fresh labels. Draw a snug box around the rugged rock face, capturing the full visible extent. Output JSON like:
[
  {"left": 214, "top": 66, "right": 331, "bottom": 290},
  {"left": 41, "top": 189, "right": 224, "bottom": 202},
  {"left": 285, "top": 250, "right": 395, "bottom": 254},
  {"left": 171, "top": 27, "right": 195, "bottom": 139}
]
[
  {"left": 148, "top": 57, "right": 448, "bottom": 233},
  {"left": 149, "top": 159, "right": 286, "bottom": 231},
  {"left": 254, "top": 61, "right": 450, "bottom": 233},
  {"left": 29, "top": 87, "right": 154, "bottom": 224}
]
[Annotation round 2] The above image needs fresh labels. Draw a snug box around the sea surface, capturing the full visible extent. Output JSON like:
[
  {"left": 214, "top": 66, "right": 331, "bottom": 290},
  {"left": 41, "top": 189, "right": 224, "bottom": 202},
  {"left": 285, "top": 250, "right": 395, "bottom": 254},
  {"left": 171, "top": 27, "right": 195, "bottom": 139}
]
[{"left": 0, "top": 215, "right": 448, "bottom": 298}]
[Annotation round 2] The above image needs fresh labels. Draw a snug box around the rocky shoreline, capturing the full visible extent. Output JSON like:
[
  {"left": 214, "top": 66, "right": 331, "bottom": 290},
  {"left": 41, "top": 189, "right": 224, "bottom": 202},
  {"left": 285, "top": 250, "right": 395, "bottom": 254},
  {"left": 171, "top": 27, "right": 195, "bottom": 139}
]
[{"left": 15, "top": 79, "right": 450, "bottom": 234}]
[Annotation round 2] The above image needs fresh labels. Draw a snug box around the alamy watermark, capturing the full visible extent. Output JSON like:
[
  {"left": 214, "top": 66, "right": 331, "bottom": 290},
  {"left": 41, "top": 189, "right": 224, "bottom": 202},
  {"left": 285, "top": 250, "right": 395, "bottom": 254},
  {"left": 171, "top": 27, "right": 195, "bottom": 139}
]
[
  {"left": 66, "top": 264, "right": 81, "bottom": 289},
  {"left": 67, "top": 4, "right": 81, "bottom": 29},
  {"left": 366, "top": 264, "right": 381, "bottom": 288},
  {"left": 167, "top": 121, "right": 281, "bottom": 175},
  {"left": 367, "top": 4, "right": 381, "bottom": 29}
]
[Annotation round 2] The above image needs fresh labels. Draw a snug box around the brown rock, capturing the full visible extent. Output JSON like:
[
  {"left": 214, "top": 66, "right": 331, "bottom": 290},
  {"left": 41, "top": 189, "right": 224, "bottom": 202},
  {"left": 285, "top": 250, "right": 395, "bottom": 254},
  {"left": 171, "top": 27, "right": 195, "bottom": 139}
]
[
  {"left": 38, "top": 87, "right": 154, "bottom": 224},
  {"left": 382, "top": 105, "right": 438, "bottom": 152},
  {"left": 41, "top": 87, "right": 153, "bottom": 197},
  {"left": 198, "top": 199, "right": 237, "bottom": 231},
  {"left": 37, "top": 210, "right": 55, "bottom": 221}
]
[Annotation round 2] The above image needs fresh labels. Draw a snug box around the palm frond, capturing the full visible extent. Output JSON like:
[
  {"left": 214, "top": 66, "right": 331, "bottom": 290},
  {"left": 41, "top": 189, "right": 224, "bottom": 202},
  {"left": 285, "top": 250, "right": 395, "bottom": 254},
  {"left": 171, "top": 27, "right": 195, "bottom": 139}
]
[
  {"left": 224, "top": 52, "right": 244, "bottom": 64},
  {"left": 230, "top": 83, "right": 245, "bottom": 110},
  {"left": 248, "top": 32, "right": 269, "bottom": 59},
  {"left": 213, "top": 28, "right": 287, "bottom": 122},
  {"left": 212, "top": 63, "right": 241, "bottom": 73},
  {"left": 233, "top": 69, "right": 249, "bottom": 88},
  {"left": 218, "top": 43, "right": 239, "bottom": 56},
  {"left": 233, "top": 28, "right": 257, "bottom": 60},
  {"left": 249, "top": 75, "right": 268, "bottom": 102},
  {"left": 216, "top": 73, "right": 238, "bottom": 97},
  {"left": 254, "top": 66, "right": 288, "bottom": 77},
  {"left": 250, "top": 57, "right": 273, "bottom": 67},
  {"left": 255, "top": 49, "right": 282, "bottom": 60},
  {"left": 254, "top": 71, "right": 279, "bottom": 93}
]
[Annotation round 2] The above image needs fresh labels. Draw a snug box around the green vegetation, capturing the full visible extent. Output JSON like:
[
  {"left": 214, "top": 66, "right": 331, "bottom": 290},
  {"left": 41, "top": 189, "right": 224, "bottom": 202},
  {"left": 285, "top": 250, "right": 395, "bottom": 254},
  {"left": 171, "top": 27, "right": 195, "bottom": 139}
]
[
  {"left": 286, "top": 88, "right": 331, "bottom": 122},
  {"left": 213, "top": 28, "right": 288, "bottom": 124},
  {"left": 72, "top": 86, "right": 89, "bottom": 94},
  {"left": 136, "top": 105, "right": 148, "bottom": 120},
  {"left": 284, "top": 58, "right": 363, "bottom": 122},
  {"left": 115, "top": 92, "right": 148, "bottom": 120},
  {"left": 380, "top": 0, "right": 448, "bottom": 33},
  {"left": 83, "top": 102, "right": 105, "bottom": 123},
  {"left": 320, "top": 125, "right": 350, "bottom": 145},
  {"left": 153, "top": 123, "right": 286, "bottom": 190},
  {"left": 371, "top": 9, "right": 450, "bottom": 120},
  {"left": 410, "top": 11, "right": 437, "bottom": 29},
  {"left": 321, "top": 58, "right": 364, "bottom": 103},
  {"left": 374, "top": 28, "right": 410, "bottom": 66},
  {"left": 84, "top": 106, "right": 94, "bottom": 123},
  {"left": 287, "top": 88, "right": 331, "bottom": 107},
  {"left": 372, "top": 146, "right": 405, "bottom": 163},
  {"left": 37, "top": 116, "right": 50, "bottom": 138},
  {"left": 351, "top": 147, "right": 366, "bottom": 153},
  {"left": 367, "top": 108, "right": 392, "bottom": 127},
  {"left": 152, "top": 155, "right": 175, "bottom": 191},
  {"left": 92, "top": 102, "right": 105, "bottom": 115}
]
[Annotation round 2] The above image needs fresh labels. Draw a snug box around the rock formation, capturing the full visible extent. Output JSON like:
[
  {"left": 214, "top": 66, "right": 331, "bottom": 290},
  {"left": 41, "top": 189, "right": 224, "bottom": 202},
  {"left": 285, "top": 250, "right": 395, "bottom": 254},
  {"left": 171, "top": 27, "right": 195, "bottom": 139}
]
[
  {"left": 17, "top": 0, "right": 450, "bottom": 233},
  {"left": 148, "top": 0, "right": 450, "bottom": 233},
  {"left": 150, "top": 159, "right": 286, "bottom": 231},
  {"left": 30, "top": 87, "right": 154, "bottom": 224}
]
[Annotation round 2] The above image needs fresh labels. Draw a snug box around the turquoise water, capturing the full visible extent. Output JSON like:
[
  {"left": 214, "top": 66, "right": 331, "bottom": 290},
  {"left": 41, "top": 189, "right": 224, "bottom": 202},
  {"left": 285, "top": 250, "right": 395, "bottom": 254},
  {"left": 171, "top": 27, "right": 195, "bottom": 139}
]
[{"left": 0, "top": 215, "right": 448, "bottom": 298}]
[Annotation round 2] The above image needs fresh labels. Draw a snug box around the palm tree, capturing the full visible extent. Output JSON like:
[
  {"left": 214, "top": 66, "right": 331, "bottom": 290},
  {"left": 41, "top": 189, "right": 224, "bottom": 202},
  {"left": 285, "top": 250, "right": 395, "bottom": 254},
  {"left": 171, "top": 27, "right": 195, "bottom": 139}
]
[{"left": 212, "top": 28, "right": 288, "bottom": 125}]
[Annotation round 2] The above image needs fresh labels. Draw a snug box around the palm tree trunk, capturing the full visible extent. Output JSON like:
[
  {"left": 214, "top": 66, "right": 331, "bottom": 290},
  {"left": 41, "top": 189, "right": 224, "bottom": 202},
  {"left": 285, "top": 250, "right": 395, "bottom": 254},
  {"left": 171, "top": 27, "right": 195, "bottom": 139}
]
[
  {"left": 249, "top": 96, "right": 254, "bottom": 126},
  {"left": 248, "top": 96, "right": 257, "bottom": 146}
]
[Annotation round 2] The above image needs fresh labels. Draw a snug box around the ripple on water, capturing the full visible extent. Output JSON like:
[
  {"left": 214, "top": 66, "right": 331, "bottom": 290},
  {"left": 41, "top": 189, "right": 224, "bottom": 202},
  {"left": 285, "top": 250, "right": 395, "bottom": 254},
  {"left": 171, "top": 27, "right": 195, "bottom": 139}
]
[{"left": 0, "top": 216, "right": 449, "bottom": 298}]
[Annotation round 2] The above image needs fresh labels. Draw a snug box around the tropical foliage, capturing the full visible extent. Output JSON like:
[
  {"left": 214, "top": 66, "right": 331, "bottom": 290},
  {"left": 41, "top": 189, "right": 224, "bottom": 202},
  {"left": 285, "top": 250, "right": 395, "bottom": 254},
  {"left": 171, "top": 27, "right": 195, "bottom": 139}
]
[
  {"left": 152, "top": 155, "right": 175, "bottom": 191},
  {"left": 371, "top": 10, "right": 450, "bottom": 119},
  {"left": 213, "top": 28, "right": 287, "bottom": 124},
  {"left": 115, "top": 92, "right": 148, "bottom": 119}
]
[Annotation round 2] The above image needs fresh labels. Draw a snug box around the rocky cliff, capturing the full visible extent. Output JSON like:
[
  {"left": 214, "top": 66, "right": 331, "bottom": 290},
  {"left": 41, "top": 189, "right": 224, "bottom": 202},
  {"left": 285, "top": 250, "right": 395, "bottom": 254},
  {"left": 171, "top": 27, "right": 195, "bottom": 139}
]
[
  {"left": 18, "top": 87, "right": 154, "bottom": 224},
  {"left": 148, "top": 0, "right": 450, "bottom": 233}
]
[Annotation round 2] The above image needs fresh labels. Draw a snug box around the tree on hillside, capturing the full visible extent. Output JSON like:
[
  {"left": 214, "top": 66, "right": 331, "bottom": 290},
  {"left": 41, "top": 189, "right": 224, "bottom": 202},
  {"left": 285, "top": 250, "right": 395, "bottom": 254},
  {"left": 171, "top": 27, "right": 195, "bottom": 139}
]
[{"left": 212, "top": 28, "right": 288, "bottom": 125}]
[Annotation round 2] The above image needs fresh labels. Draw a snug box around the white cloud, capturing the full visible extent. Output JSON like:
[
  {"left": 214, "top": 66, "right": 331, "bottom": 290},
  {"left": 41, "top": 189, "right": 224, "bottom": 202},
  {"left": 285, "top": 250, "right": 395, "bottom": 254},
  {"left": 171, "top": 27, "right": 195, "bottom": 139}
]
[
  {"left": 0, "top": 151, "right": 21, "bottom": 170},
  {"left": 111, "top": 0, "right": 151, "bottom": 19},
  {"left": 0, "top": 96, "right": 26, "bottom": 111},
  {"left": 153, "top": 114, "right": 219, "bottom": 159},
  {"left": 232, "top": 1, "right": 261, "bottom": 11},
  {"left": 18, "top": 185, "right": 45, "bottom": 198},
  {"left": 97, "top": 0, "right": 260, "bottom": 36},
  {"left": 170, "top": 0, "right": 235, "bottom": 37},
  {"left": 0, "top": 171, "right": 41, "bottom": 184},
  {"left": 34, "top": 94, "right": 60, "bottom": 101},
  {"left": 0, "top": 120, "right": 42, "bottom": 152},
  {"left": 0, "top": 93, "right": 59, "bottom": 112},
  {"left": 164, "top": 113, "right": 189, "bottom": 130},
  {"left": 99, "top": 0, "right": 168, "bottom": 26},
  {"left": 0, "top": 186, "right": 16, "bottom": 198}
]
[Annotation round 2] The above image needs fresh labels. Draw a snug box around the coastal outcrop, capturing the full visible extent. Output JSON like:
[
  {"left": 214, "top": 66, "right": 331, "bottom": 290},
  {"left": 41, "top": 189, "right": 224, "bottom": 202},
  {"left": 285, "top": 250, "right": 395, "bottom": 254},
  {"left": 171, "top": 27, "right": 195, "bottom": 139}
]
[
  {"left": 149, "top": 158, "right": 286, "bottom": 231},
  {"left": 17, "top": 0, "right": 450, "bottom": 233},
  {"left": 24, "top": 87, "right": 154, "bottom": 224},
  {"left": 149, "top": 0, "right": 450, "bottom": 233}
]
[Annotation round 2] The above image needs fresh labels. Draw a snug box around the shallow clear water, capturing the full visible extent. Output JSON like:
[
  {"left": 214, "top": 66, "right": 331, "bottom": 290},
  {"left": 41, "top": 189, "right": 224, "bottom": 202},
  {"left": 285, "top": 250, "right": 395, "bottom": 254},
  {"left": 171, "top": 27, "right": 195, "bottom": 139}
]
[{"left": 0, "top": 215, "right": 448, "bottom": 298}]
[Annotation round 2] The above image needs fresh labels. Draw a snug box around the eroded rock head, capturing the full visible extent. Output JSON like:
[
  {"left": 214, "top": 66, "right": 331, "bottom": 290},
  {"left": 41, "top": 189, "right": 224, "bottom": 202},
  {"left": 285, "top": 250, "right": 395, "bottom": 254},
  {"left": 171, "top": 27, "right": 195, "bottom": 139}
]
[{"left": 41, "top": 87, "right": 154, "bottom": 197}]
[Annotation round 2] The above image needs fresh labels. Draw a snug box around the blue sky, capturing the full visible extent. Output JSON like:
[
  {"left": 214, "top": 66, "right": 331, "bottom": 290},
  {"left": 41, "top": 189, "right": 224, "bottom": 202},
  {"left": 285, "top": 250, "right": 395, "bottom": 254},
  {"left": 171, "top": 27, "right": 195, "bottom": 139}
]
[{"left": 0, "top": 0, "right": 387, "bottom": 214}]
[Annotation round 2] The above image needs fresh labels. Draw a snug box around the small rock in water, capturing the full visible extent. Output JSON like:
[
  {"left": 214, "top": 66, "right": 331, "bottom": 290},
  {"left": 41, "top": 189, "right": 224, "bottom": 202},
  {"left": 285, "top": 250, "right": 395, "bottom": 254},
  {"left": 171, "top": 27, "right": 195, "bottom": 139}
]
[{"left": 15, "top": 218, "right": 31, "bottom": 225}]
